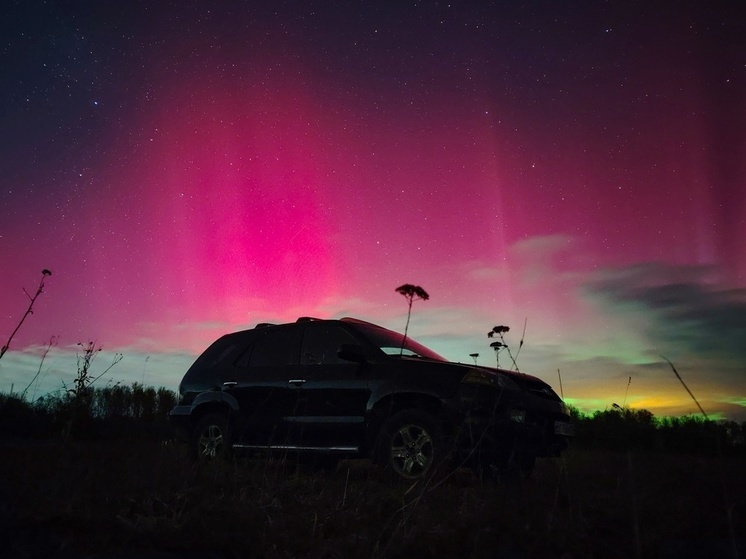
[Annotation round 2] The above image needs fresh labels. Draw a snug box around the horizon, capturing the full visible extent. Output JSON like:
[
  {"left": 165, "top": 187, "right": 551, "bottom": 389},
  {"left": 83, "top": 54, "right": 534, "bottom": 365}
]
[
  {"left": 2, "top": 284, "right": 744, "bottom": 423},
  {"left": 1, "top": 1, "right": 744, "bottom": 422}
]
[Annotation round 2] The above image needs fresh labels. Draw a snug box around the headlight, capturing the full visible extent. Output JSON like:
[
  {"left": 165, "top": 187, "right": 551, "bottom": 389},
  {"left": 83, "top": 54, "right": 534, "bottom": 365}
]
[{"left": 462, "top": 370, "right": 519, "bottom": 390}]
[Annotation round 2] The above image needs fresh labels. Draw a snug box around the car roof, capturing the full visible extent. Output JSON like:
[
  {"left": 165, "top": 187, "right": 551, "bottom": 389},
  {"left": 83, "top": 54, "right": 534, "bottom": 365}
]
[{"left": 251, "top": 316, "right": 381, "bottom": 330}]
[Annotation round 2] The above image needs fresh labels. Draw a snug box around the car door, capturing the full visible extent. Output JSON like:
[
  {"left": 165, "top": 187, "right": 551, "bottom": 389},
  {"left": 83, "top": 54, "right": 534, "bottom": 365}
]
[
  {"left": 292, "top": 323, "right": 372, "bottom": 449},
  {"left": 225, "top": 325, "right": 304, "bottom": 447}
]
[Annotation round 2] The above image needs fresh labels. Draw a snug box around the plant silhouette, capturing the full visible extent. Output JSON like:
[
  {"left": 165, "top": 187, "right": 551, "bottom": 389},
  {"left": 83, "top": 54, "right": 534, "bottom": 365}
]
[
  {"left": 395, "top": 284, "right": 429, "bottom": 354},
  {"left": 63, "top": 341, "right": 123, "bottom": 437},
  {"left": 20, "top": 335, "right": 58, "bottom": 400},
  {"left": 661, "top": 355, "right": 709, "bottom": 420},
  {"left": 0, "top": 269, "right": 52, "bottom": 361},
  {"left": 487, "top": 325, "right": 525, "bottom": 371}
]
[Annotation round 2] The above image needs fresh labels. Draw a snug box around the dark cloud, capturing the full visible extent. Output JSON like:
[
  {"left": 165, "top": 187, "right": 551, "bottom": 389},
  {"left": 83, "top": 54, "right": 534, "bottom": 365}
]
[{"left": 584, "top": 263, "right": 746, "bottom": 365}]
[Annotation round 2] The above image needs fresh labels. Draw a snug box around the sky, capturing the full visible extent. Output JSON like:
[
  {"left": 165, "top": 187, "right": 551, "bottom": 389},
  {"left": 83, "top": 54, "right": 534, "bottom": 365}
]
[{"left": 1, "top": 0, "right": 744, "bottom": 422}]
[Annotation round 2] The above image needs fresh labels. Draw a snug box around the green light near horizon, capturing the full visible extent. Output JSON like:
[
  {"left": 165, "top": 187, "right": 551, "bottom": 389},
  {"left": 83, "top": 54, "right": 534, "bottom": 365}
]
[
  {"left": 564, "top": 397, "right": 613, "bottom": 412},
  {"left": 721, "top": 397, "right": 746, "bottom": 408},
  {"left": 565, "top": 396, "right": 737, "bottom": 422},
  {"left": 562, "top": 342, "right": 654, "bottom": 367}
]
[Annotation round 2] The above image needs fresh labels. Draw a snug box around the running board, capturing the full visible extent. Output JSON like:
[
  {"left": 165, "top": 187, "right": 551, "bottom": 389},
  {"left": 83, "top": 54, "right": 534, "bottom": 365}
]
[{"left": 232, "top": 444, "right": 359, "bottom": 453}]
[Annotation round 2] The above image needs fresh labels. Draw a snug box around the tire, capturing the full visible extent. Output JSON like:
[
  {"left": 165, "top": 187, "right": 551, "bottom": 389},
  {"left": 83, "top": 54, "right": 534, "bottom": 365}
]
[
  {"left": 193, "top": 412, "right": 231, "bottom": 460},
  {"left": 376, "top": 409, "right": 446, "bottom": 480}
]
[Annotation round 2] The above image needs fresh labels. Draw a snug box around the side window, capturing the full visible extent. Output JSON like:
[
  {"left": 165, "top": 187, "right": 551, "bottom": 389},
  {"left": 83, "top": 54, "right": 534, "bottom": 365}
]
[
  {"left": 248, "top": 327, "right": 302, "bottom": 367},
  {"left": 185, "top": 333, "right": 250, "bottom": 383},
  {"left": 301, "top": 324, "right": 359, "bottom": 365},
  {"left": 234, "top": 340, "right": 255, "bottom": 368}
]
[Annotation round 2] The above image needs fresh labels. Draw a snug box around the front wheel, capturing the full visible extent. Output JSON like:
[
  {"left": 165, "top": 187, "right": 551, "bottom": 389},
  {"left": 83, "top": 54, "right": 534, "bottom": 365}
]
[
  {"left": 376, "top": 409, "right": 446, "bottom": 480},
  {"left": 193, "top": 412, "right": 231, "bottom": 460}
]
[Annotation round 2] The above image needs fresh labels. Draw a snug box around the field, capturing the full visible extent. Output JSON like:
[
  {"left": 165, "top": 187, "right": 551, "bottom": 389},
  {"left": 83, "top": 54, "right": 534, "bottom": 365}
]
[{"left": 1, "top": 440, "right": 743, "bottom": 559}]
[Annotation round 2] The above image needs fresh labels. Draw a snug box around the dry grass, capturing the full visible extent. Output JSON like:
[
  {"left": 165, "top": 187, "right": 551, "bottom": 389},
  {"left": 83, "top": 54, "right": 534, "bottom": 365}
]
[{"left": 0, "top": 441, "right": 743, "bottom": 558}]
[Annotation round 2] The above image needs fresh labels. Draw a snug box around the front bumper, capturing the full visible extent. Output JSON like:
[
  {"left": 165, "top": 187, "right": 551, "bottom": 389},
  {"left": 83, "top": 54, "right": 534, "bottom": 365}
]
[{"left": 448, "top": 385, "right": 574, "bottom": 460}]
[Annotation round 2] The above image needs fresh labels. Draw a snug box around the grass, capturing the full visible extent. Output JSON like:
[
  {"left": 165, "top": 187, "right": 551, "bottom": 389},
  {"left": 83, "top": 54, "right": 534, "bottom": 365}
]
[{"left": 0, "top": 441, "right": 743, "bottom": 558}]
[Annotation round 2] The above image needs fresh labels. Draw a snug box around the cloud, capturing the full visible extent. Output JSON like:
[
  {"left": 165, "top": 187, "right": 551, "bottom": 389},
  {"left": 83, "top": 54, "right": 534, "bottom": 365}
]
[
  {"left": 450, "top": 235, "right": 580, "bottom": 287},
  {"left": 461, "top": 260, "right": 510, "bottom": 282},
  {"left": 509, "top": 234, "right": 576, "bottom": 284},
  {"left": 583, "top": 262, "right": 746, "bottom": 366},
  {"left": 511, "top": 234, "right": 574, "bottom": 258}
]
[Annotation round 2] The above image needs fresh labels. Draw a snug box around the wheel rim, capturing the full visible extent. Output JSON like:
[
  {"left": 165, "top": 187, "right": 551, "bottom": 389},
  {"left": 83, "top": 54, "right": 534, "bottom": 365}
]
[
  {"left": 390, "top": 423, "right": 434, "bottom": 478},
  {"left": 198, "top": 423, "right": 224, "bottom": 458}
]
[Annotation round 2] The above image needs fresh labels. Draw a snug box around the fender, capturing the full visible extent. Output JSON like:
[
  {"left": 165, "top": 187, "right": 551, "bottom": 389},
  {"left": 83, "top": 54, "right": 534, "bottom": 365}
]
[{"left": 191, "top": 389, "right": 240, "bottom": 413}]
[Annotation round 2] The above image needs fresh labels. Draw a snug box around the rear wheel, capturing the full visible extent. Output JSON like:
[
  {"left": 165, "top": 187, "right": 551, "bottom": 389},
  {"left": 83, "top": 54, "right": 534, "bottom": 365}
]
[
  {"left": 377, "top": 409, "right": 446, "bottom": 480},
  {"left": 193, "top": 412, "right": 231, "bottom": 460}
]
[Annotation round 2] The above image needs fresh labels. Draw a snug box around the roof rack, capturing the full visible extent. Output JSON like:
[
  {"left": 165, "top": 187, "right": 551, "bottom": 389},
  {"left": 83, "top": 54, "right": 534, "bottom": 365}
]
[
  {"left": 339, "top": 317, "right": 379, "bottom": 327},
  {"left": 296, "top": 316, "right": 323, "bottom": 322}
]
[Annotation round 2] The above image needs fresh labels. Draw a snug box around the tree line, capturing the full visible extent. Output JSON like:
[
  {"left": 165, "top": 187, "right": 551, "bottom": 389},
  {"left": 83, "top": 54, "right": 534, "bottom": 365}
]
[
  {"left": 0, "top": 383, "right": 177, "bottom": 440},
  {"left": 569, "top": 405, "right": 745, "bottom": 456},
  {"left": 1, "top": 386, "right": 743, "bottom": 456}
]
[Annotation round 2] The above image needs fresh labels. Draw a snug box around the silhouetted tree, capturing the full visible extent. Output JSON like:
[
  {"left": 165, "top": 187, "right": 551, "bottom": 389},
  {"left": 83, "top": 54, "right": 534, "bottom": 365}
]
[
  {"left": 130, "top": 382, "right": 157, "bottom": 420},
  {"left": 395, "top": 283, "right": 429, "bottom": 354},
  {"left": 96, "top": 383, "right": 130, "bottom": 419},
  {"left": 156, "top": 386, "right": 177, "bottom": 418}
]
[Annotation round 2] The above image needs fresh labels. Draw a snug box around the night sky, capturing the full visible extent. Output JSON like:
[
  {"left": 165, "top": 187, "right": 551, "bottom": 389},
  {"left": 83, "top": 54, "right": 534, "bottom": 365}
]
[{"left": 1, "top": 1, "right": 744, "bottom": 421}]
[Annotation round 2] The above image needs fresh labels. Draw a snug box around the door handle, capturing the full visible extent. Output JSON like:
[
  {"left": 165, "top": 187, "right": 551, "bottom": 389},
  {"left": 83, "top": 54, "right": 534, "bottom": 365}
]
[
  {"left": 223, "top": 381, "right": 238, "bottom": 388},
  {"left": 288, "top": 379, "right": 307, "bottom": 385}
]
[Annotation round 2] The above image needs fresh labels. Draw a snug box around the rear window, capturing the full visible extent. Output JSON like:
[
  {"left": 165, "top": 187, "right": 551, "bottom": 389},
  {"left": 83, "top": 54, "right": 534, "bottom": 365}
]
[{"left": 183, "top": 331, "right": 254, "bottom": 383}]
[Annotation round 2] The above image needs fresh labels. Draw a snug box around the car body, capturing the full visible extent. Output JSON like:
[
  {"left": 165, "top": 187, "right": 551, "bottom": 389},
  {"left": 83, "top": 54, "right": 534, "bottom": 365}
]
[{"left": 169, "top": 317, "right": 574, "bottom": 479}]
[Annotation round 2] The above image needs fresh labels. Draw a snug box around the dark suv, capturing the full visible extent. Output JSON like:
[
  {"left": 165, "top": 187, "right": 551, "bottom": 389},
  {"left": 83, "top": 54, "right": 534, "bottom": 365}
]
[{"left": 169, "top": 317, "right": 573, "bottom": 480}]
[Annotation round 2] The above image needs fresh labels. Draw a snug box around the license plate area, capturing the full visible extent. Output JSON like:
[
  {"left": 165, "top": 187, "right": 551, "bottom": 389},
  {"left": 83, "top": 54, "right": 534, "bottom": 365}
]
[{"left": 554, "top": 421, "right": 575, "bottom": 436}]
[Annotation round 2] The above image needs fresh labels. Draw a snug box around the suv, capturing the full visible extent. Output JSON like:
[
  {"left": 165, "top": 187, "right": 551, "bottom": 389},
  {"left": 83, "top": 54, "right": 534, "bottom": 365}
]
[{"left": 169, "top": 317, "right": 573, "bottom": 480}]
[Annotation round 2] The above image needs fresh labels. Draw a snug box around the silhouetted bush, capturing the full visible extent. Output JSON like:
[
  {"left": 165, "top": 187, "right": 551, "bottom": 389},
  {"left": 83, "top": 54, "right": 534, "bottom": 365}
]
[
  {"left": 571, "top": 406, "right": 745, "bottom": 456},
  {"left": 657, "top": 415, "right": 743, "bottom": 455},
  {"left": 0, "top": 393, "right": 56, "bottom": 438},
  {"left": 0, "top": 383, "right": 177, "bottom": 441},
  {"left": 574, "top": 407, "right": 658, "bottom": 450}
]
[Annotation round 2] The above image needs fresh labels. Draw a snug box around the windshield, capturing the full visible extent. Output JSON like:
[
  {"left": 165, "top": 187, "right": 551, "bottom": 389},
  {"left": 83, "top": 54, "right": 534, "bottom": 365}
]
[{"left": 350, "top": 321, "right": 447, "bottom": 361}]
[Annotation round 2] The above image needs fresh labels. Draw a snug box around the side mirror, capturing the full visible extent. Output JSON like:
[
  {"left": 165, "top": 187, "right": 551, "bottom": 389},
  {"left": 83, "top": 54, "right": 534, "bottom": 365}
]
[{"left": 337, "top": 343, "right": 372, "bottom": 364}]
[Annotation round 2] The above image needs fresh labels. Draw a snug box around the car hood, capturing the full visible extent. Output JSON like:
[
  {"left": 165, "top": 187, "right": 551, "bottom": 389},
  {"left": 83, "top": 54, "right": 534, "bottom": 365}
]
[{"left": 446, "top": 361, "right": 563, "bottom": 400}]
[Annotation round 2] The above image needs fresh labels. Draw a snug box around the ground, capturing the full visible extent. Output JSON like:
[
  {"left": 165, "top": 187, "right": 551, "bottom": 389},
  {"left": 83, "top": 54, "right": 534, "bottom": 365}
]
[{"left": 0, "top": 440, "right": 744, "bottom": 558}]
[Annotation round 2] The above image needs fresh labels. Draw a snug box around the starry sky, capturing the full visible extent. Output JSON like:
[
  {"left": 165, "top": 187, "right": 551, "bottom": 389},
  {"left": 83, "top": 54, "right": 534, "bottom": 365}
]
[{"left": 1, "top": 1, "right": 745, "bottom": 421}]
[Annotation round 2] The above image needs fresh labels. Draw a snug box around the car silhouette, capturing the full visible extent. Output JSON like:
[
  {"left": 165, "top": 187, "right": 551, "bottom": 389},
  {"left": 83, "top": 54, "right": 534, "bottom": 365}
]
[{"left": 169, "top": 317, "right": 574, "bottom": 480}]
